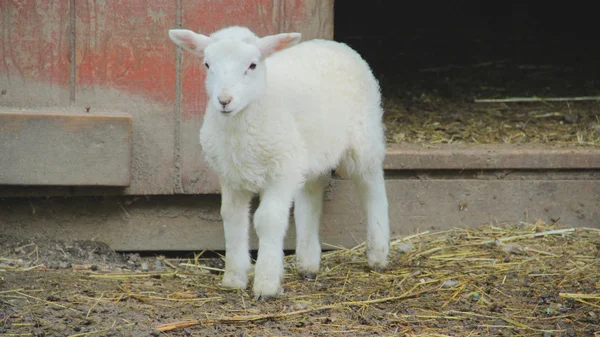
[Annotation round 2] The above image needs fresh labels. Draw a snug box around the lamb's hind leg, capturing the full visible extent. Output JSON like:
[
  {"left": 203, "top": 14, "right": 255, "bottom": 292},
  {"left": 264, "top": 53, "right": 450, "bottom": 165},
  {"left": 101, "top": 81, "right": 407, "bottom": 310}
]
[
  {"left": 353, "top": 168, "right": 390, "bottom": 271},
  {"left": 294, "top": 176, "right": 328, "bottom": 279},
  {"left": 341, "top": 145, "right": 390, "bottom": 271}
]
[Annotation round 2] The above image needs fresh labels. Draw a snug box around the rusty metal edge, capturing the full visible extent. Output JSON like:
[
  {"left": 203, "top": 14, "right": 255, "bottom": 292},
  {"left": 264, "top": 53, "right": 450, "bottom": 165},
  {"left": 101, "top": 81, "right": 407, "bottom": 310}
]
[{"left": 0, "top": 111, "right": 132, "bottom": 119}]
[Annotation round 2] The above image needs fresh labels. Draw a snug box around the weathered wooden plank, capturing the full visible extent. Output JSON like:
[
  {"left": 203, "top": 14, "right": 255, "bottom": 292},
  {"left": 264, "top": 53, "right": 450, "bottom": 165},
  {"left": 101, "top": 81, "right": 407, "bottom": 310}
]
[
  {"left": 74, "top": 0, "right": 179, "bottom": 194},
  {"left": 283, "top": 0, "right": 334, "bottom": 40},
  {"left": 385, "top": 144, "right": 600, "bottom": 170},
  {"left": 3, "top": 141, "right": 600, "bottom": 196},
  {"left": 1, "top": 179, "right": 597, "bottom": 250},
  {"left": 179, "top": 0, "right": 282, "bottom": 193},
  {"left": 0, "top": 111, "right": 132, "bottom": 186},
  {"left": 0, "top": 0, "right": 71, "bottom": 106}
]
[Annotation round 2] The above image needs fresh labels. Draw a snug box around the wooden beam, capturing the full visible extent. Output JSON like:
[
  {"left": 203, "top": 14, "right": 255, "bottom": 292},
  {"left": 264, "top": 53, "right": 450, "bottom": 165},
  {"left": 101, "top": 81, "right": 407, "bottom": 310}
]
[
  {"left": 385, "top": 144, "right": 600, "bottom": 170},
  {"left": 0, "top": 111, "right": 132, "bottom": 186},
  {"left": 1, "top": 179, "right": 597, "bottom": 251}
]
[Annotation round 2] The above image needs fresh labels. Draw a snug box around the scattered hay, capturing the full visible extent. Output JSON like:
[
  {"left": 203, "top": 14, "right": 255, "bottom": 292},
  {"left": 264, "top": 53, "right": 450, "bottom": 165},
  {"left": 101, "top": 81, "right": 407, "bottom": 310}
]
[
  {"left": 384, "top": 96, "right": 600, "bottom": 146},
  {"left": 1, "top": 222, "right": 599, "bottom": 336}
]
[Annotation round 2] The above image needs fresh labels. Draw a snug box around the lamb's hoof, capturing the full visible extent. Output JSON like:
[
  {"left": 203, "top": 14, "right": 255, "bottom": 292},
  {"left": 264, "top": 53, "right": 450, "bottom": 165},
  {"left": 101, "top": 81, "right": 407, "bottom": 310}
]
[
  {"left": 368, "top": 260, "right": 388, "bottom": 274},
  {"left": 299, "top": 271, "right": 317, "bottom": 280},
  {"left": 253, "top": 282, "right": 283, "bottom": 300},
  {"left": 221, "top": 272, "right": 248, "bottom": 290},
  {"left": 367, "top": 248, "right": 389, "bottom": 273},
  {"left": 254, "top": 288, "right": 283, "bottom": 301},
  {"left": 255, "top": 293, "right": 278, "bottom": 301}
]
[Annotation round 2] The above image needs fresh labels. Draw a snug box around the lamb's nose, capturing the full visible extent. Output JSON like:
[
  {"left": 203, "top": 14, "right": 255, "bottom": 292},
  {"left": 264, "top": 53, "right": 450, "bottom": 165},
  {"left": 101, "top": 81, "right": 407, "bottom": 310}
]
[{"left": 218, "top": 95, "right": 232, "bottom": 107}]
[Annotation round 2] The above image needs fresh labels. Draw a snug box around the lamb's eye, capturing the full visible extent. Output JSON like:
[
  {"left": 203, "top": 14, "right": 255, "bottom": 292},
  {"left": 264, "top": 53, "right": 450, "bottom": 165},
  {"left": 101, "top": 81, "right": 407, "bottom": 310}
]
[
  {"left": 248, "top": 63, "right": 257, "bottom": 70},
  {"left": 204, "top": 63, "right": 210, "bottom": 69}
]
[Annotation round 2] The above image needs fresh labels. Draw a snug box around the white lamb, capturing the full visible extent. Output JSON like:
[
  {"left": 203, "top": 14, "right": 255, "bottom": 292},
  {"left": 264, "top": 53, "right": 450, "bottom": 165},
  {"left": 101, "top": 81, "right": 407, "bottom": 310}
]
[{"left": 168, "top": 26, "right": 389, "bottom": 298}]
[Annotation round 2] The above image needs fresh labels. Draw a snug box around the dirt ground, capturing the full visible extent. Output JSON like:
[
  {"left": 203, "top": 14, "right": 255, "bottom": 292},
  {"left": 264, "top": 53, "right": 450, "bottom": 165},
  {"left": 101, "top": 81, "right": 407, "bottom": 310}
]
[{"left": 1, "top": 223, "right": 599, "bottom": 336}]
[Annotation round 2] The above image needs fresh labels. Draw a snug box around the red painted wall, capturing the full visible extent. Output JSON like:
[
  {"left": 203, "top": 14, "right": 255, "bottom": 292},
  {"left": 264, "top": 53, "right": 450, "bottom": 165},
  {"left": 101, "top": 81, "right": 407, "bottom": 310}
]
[{"left": 0, "top": 0, "right": 333, "bottom": 195}]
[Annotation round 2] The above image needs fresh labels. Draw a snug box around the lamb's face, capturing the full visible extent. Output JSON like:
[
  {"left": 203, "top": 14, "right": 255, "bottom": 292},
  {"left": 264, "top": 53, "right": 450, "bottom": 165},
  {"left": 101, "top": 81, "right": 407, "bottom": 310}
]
[
  {"left": 203, "top": 40, "right": 265, "bottom": 116},
  {"left": 169, "top": 27, "right": 301, "bottom": 116}
]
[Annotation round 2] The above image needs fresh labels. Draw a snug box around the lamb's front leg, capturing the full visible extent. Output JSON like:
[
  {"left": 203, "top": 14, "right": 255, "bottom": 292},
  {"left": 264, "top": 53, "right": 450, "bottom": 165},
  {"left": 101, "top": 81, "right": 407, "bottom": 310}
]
[
  {"left": 220, "top": 183, "right": 253, "bottom": 289},
  {"left": 252, "top": 180, "right": 298, "bottom": 298}
]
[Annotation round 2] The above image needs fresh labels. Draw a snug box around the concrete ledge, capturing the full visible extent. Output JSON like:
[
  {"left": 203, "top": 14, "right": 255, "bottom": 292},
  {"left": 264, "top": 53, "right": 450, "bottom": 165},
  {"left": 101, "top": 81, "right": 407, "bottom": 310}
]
[
  {"left": 2, "top": 144, "right": 599, "bottom": 197},
  {"left": 0, "top": 111, "right": 132, "bottom": 186},
  {"left": 385, "top": 144, "right": 600, "bottom": 170},
  {"left": 1, "top": 179, "right": 597, "bottom": 251}
]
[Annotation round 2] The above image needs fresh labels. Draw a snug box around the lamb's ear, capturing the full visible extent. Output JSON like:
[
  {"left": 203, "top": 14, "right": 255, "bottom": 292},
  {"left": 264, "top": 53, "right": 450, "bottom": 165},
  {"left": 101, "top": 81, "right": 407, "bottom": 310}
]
[
  {"left": 256, "top": 32, "right": 301, "bottom": 59},
  {"left": 168, "top": 29, "right": 211, "bottom": 57}
]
